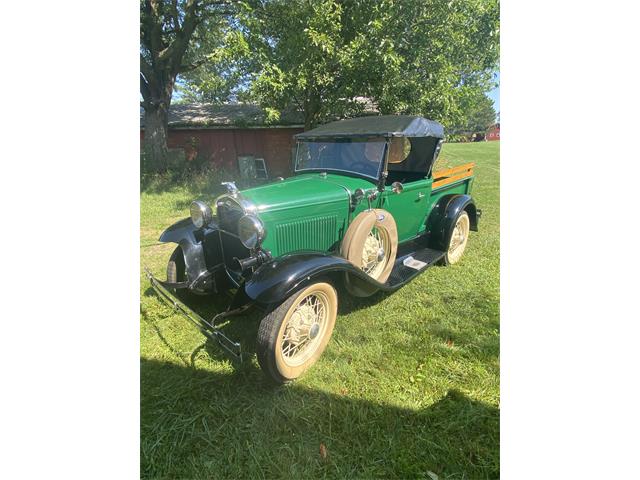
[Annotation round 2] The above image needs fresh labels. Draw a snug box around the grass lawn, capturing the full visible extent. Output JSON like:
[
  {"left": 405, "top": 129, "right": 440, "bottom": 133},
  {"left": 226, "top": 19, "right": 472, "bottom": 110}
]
[{"left": 140, "top": 141, "right": 500, "bottom": 479}]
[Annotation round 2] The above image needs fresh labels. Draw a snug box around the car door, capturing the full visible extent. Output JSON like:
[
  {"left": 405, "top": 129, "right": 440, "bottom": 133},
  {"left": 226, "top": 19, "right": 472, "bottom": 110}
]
[{"left": 380, "top": 178, "right": 432, "bottom": 243}]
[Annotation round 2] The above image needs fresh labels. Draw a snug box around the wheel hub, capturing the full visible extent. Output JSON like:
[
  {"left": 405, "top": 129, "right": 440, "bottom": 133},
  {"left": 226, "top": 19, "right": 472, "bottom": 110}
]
[{"left": 309, "top": 322, "right": 320, "bottom": 339}]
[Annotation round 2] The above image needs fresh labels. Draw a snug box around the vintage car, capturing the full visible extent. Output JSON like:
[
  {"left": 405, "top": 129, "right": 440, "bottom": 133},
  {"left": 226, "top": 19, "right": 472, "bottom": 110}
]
[{"left": 146, "top": 115, "right": 481, "bottom": 384}]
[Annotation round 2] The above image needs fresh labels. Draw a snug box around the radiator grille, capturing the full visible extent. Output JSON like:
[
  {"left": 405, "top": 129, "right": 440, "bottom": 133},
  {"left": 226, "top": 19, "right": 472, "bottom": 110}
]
[
  {"left": 275, "top": 216, "right": 338, "bottom": 254},
  {"left": 216, "top": 196, "right": 244, "bottom": 234}
]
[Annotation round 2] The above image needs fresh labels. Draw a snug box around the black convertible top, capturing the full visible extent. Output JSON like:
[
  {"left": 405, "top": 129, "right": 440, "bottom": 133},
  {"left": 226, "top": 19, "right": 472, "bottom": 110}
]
[{"left": 295, "top": 115, "right": 444, "bottom": 139}]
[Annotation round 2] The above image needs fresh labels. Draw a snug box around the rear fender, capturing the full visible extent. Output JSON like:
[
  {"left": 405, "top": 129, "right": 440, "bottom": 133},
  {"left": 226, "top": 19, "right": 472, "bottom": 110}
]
[
  {"left": 244, "top": 252, "right": 385, "bottom": 305},
  {"left": 426, "top": 194, "right": 479, "bottom": 251}
]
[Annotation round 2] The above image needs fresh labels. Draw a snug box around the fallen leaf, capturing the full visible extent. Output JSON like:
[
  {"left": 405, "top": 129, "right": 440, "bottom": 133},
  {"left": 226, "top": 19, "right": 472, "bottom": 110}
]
[
  {"left": 319, "top": 443, "right": 328, "bottom": 460},
  {"left": 446, "top": 338, "right": 454, "bottom": 347}
]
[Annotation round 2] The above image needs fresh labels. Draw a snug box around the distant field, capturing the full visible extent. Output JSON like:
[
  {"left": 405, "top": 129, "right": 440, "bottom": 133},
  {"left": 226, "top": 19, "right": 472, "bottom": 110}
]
[{"left": 140, "top": 140, "right": 500, "bottom": 479}]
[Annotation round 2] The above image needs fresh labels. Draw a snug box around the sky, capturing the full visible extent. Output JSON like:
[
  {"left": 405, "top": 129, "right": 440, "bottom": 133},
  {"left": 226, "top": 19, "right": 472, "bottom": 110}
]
[{"left": 487, "top": 71, "right": 500, "bottom": 115}]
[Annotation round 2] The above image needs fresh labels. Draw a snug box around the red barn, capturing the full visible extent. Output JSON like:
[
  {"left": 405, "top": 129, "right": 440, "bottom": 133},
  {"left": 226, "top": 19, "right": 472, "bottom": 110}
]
[
  {"left": 486, "top": 123, "right": 500, "bottom": 141},
  {"left": 140, "top": 103, "right": 304, "bottom": 178}
]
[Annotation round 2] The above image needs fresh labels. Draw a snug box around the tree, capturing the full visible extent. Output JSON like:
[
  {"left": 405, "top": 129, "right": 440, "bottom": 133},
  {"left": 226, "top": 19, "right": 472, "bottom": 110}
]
[
  {"left": 237, "top": 0, "right": 499, "bottom": 130},
  {"left": 467, "top": 94, "right": 497, "bottom": 133},
  {"left": 140, "top": 0, "right": 235, "bottom": 170},
  {"left": 240, "top": 0, "right": 384, "bottom": 129},
  {"left": 449, "top": 92, "right": 497, "bottom": 135},
  {"left": 176, "top": 27, "right": 253, "bottom": 104}
]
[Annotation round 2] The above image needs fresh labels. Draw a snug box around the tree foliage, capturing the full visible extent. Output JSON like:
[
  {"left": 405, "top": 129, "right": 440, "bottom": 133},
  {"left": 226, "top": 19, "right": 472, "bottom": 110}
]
[
  {"left": 449, "top": 92, "right": 497, "bottom": 134},
  {"left": 175, "top": 23, "right": 252, "bottom": 103},
  {"left": 234, "top": 0, "right": 499, "bottom": 130}
]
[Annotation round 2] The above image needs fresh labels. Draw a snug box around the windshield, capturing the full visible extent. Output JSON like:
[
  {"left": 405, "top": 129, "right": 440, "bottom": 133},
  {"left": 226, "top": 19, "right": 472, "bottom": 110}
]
[{"left": 295, "top": 138, "right": 387, "bottom": 179}]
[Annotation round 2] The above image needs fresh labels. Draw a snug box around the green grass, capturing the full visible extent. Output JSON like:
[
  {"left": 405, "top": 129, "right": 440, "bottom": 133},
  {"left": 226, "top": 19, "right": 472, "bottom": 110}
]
[{"left": 140, "top": 141, "right": 500, "bottom": 479}]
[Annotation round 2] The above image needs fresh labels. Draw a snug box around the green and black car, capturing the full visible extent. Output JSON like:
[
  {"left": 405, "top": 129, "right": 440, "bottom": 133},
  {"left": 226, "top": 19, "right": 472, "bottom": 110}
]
[{"left": 147, "top": 115, "right": 481, "bottom": 384}]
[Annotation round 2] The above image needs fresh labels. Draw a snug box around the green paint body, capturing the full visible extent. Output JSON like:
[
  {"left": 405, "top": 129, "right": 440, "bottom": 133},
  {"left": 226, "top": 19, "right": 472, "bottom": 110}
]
[{"left": 239, "top": 171, "right": 474, "bottom": 258}]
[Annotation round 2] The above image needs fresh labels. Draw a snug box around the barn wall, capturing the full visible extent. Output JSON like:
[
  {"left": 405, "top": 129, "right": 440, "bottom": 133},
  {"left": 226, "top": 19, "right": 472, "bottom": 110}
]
[
  {"left": 141, "top": 127, "right": 303, "bottom": 177},
  {"left": 486, "top": 126, "right": 500, "bottom": 141}
]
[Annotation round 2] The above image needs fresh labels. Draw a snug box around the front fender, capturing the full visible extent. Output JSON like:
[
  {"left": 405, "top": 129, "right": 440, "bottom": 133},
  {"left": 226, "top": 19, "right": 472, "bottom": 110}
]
[
  {"left": 244, "top": 252, "right": 386, "bottom": 305},
  {"left": 426, "top": 194, "right": 479, "bottom": 251},
  {"left": 158, "top": 217, "right": 209, "bottom": 288}
]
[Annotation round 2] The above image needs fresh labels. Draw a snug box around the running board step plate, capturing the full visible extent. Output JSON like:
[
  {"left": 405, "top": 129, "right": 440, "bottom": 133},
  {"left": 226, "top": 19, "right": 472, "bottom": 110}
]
[{"left": 385, "top": 246, "right": 445, "bottom": 288}]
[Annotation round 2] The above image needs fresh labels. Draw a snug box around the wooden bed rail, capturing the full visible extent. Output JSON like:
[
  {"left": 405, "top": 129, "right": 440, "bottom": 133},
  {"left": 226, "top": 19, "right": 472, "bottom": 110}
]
[{"left": 432, "top": 162, "right": 475, "bottom": 189}]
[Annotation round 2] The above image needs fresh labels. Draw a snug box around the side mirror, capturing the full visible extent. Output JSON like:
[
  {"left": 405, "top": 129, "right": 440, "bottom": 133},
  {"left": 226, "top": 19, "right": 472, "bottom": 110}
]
[{"left": 392, "top": 181, "right": 404, "bottom": 194}]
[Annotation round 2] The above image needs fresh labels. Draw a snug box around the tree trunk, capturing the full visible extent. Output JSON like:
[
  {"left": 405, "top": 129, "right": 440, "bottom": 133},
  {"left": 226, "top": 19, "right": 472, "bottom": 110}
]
[
  {"left": 303, "top": 92, "right": 321, "bottom": 130},
  {"left": 143, "top": 99, "right": 170, "bottom": 172},
  {"left": 304, "top": 113, "right": 314, "bottom": 131}
]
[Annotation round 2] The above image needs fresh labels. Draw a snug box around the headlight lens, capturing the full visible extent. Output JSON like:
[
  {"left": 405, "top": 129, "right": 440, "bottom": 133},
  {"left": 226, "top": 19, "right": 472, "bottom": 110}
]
[
  {"left": 238, "top": 214, "right": 265, "bottom": 249},
  {"left": 190, "top": 200, "right": 213, "bottom": 229}
]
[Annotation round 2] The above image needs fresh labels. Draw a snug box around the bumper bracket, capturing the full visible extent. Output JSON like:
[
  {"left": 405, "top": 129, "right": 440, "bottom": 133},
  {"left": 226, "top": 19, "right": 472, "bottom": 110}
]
[{"left": 144, "top": 267, "right": 250, "bottom": 363}]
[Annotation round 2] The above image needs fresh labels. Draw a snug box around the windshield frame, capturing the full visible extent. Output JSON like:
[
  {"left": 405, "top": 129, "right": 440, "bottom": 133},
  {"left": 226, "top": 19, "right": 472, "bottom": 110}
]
[{"left": 293, "top": 138, "right": 389, "bottom": 182}]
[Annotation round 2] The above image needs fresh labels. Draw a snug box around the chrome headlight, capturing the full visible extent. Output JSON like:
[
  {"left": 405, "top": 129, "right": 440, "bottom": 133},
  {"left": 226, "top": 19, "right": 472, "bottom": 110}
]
[
  {"left": 238, "top": 214, "right": 265, "bottom": 249},
  {"left": 190, "top": 200, "right": 213, "bottom": 229}
]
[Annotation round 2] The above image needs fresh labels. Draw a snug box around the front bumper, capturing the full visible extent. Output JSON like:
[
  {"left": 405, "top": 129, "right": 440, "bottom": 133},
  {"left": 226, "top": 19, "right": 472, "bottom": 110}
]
[{"left": 144, "top": 267, "right": 249, "bottom": 362}]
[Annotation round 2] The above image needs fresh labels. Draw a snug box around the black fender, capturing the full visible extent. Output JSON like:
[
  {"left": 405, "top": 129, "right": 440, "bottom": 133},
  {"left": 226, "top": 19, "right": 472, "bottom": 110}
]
[
  {"left": 244, "top": 252, "right": 388, "bottom": 305},
  {"left": 426, "top": 194, "right": 479, "bottom": 251},
  {"left": 158, "top": 217, "right": 210, "bottom": 291}
]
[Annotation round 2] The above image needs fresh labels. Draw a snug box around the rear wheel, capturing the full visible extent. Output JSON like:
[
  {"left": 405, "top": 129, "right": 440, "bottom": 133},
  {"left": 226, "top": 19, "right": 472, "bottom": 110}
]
[
  {"left": 443, "top": 211, "right": 470, "bottom": 265},
  {"left": 256, "top": 282, "right": 338, "bottom": 384}
]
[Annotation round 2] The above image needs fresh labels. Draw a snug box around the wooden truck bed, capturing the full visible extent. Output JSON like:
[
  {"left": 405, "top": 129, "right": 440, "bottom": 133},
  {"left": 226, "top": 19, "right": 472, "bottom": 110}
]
[{"left": 432, "top": 162, "right": 475, "bottom": 190}]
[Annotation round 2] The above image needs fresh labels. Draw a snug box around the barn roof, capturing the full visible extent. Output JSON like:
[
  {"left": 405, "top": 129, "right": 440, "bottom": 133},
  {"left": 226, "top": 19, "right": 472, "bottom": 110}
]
[
  {"left": 295, "top": 115, "right": 444, "bottom": 139},
  {"left": 139, "top": 103, "right": 304, "bottom": 129}
]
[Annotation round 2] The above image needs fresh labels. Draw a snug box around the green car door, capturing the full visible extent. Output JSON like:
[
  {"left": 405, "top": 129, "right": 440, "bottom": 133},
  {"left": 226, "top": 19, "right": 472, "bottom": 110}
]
[{"left": 381, "top": 178, "right": 432, "bottom": 242}]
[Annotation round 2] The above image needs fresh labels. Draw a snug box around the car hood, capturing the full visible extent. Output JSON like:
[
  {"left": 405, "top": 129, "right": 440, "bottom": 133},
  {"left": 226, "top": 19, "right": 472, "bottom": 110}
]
[{"left": 240, "top": 173, "right": 374, "bottom": 214}]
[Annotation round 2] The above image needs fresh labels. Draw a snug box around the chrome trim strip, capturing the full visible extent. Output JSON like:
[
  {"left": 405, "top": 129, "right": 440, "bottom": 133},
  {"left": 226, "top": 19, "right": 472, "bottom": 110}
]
[{"left": 294, "top": 167, "right": 380, "bottom": 182}]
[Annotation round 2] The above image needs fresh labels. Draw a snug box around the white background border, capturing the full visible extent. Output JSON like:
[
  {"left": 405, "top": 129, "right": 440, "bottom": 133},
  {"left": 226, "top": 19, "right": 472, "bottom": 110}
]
[
  {"left": 1, "top": 0, "right": 639, "bottom": 477},
  {"left": 501, "top": 0, "right": 640, "bottom": 477},
  {"left": 1, "top": 1, "right": 139, "bottom": 478}
]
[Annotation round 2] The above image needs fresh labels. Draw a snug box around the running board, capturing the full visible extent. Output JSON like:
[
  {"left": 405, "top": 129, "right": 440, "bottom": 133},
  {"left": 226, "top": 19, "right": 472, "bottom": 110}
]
[{"left": 384, "top": 243, "right": 445, "bottom": 289}]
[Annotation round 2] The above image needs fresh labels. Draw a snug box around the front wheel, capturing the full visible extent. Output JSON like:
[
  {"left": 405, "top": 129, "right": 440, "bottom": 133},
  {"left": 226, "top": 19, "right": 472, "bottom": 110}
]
[
  {"left": 256, "top": 282, "right": 338, "bottom": 384},
  {"left": 166, "top": 246, "right": 197, "bottom": 300}
]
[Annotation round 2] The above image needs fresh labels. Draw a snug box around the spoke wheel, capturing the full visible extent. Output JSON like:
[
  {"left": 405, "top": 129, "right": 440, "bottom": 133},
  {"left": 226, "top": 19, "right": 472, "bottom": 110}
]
[
  {"left": 446, "top": 211, "right": 470, "bottom": 264},
  {"left": 361, "top": 226, "right": 391, "bottom": 279},
  {"left": 279, "top": 291, "right": 330, "bottom": 367},
  {"left": 340, "top": 209, "right": 398, "bottom": 297},
  {"left": 257, "top": 282, "right": 338, "bottom": 384}
]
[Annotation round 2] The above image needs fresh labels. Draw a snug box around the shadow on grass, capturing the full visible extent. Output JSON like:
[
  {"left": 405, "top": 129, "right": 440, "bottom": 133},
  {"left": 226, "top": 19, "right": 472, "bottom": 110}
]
[
  {"left": 141, "top": 286, "right": 499, "bottom": 477},
  {"left": 141, "top": 358, "right": 499, "bottom": 479}
]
